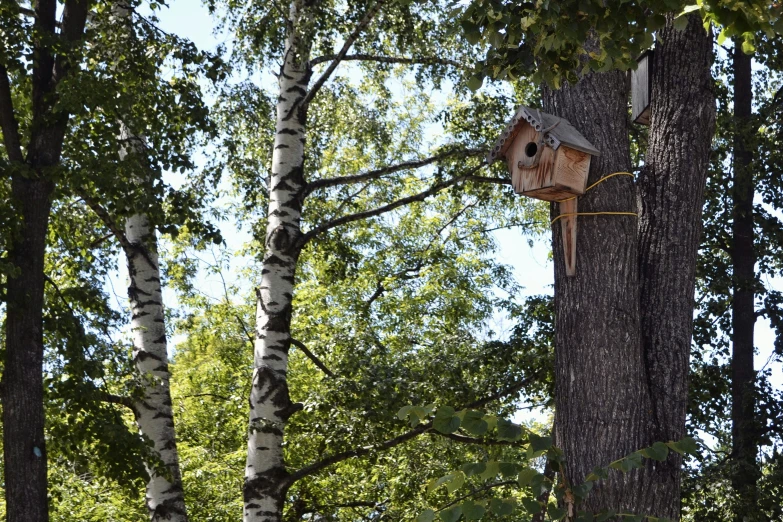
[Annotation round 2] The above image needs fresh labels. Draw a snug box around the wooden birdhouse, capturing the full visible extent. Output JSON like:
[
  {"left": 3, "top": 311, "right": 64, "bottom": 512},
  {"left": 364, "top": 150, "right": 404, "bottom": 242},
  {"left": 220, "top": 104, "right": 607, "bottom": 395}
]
[
  {"left": 631, "top": 50, "right": 653, "bottom": 125},
  {"left": 487, "top": 105, "right": 600, "bottom": 276}
]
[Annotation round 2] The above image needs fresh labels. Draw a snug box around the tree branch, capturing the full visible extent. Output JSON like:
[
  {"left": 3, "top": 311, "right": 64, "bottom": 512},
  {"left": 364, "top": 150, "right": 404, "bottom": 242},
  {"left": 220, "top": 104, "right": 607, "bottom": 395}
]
[
  {"left": 290, "top": 338, "right": 336, "bottom": 378},
  {"left": 296, "top": 164, "right": 487, "bottom": 249},
  {"left": 437, "top": 480, "right": 517, "bottom": 512},
  {"left": 286, "top": 375, "right": 533, "bottom": 484},
  {"left": 309, "top": 53, "right": 463, "bottom": 69},
  {"left": 300, "top": 0, "right": 386, "bottom": 108},
  {"left": 0, "top": 59, "right": 23, "bottom": 162},
  {"left": 430, "top": 431, "right": 524, "bottom": 446},
  {"left": 77, "top": 190, "right": 134, "bottom": 256},
  {"left": 303, "top": 148, "right": 486, "bottom": 197},
  {"left": 101, "top": 392, "right": 136, "bottom": 413}
]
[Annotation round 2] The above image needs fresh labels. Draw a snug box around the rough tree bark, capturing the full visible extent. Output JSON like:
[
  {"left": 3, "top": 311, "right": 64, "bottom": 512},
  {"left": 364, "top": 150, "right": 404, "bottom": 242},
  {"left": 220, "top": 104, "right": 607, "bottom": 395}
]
[
  {"left": 1, "top": 1, "right": 89, "bottom": 520},
  {"left": 637, "top": 15, "right": 715, "bottom": 519},
  {"left": 243, "top": 2, "right": 310, "bottom": 520},
  {"left": 124, "top": 207, "right": 189, "bottom": 521},
  {"left": 728, "top": 38, "right": 759, "bottom": 518},
  {"left": 546, "top": 14, "right": 715, "bottom": 520},
  {"left": 544, "top": 63, "right": 652, "bottom": 515}
]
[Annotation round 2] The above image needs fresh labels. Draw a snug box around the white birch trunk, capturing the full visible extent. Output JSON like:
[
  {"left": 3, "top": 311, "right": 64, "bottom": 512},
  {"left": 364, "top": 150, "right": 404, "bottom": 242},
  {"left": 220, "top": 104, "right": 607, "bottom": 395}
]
[
  {"left": 244, "top": 2, "right": 310, "bottom": 520},
  {"left": 110, "top": 3, "right": 189, "bottom": 516},
  {"left": 125, "top": 211, "right": 189, "bottom": 522}
]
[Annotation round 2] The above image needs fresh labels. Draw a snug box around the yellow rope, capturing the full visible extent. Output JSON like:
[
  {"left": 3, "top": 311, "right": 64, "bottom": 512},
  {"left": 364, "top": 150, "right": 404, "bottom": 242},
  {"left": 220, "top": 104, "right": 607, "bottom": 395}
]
[
  {"left": 556, "top": 171, "right": 635, "bottom": 203},
  {"left": 551, "top": 172, "right": 637, "bottom": 225},
  {"left": 550, "top": 211, "right": 638, "bottom": 226}
]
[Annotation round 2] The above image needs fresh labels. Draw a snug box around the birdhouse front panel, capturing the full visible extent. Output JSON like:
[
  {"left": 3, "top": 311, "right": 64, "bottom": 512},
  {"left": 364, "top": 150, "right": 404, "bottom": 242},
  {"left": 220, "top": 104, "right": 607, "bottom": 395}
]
[{"left": 504, "top": 120, "right": 591, "bottom": 202}]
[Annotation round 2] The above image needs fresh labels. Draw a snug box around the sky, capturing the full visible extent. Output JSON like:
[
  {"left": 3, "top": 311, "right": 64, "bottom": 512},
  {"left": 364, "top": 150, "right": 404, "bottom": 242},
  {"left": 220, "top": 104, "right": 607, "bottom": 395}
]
[{"left": 140, "top": 0, "right": 781, "bottom": 414}]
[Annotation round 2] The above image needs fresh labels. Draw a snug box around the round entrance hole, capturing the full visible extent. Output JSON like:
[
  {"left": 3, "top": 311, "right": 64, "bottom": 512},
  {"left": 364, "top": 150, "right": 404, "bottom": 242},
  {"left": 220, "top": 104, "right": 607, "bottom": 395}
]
[{"left": 525, "top": 142, "right": 538, "bottom": 158}]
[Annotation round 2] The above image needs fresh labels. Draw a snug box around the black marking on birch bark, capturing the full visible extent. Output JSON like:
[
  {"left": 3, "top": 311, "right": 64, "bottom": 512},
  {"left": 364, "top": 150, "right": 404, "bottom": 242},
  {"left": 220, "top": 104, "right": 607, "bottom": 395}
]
[
  {"left": 275, "top": 144, "right": 290, "bottom": 149},
  {"left": 264, "top": 354, "right": 283, "bottom": 361},
  {"left": 261, "top": 254, "right": 290, "bottom": 267},
  {"left": 153, "top": 335, "right": 167, "bottom": 344},
  {"left": 136, "top": 299, "right": 163, "bottom": 308},
  {"left": 286, "top": 85, "right": 306, "bottom": 96},
  {"left": 135, "top": 351, "right": 164, "bottom": 363},
  {"left": 267, "top": 225, "right": 293, "bottom": 251},
  {"left": 145, "top": 276, "right": 161, "bottom": 283},
  {"left": 268, "top": 208, "right": 291, "bottom": 218},
  {"left": 277, "top": 128, "right": 299, "bottom": 136},
  {"left": 263, "top": 312, "right": 293, "bottom": 334},
  {"left": 131, "top": 311, "right": 151, "bottom": 321}
]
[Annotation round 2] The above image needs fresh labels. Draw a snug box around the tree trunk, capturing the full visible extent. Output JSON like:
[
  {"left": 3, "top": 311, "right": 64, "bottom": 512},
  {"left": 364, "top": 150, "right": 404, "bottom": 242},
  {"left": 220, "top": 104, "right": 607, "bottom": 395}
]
[
  {"left": 546, "top": 14, "right": 715, "bottom": 520},
  {"left": 544, "top": 65, "right": 653, "bottom": 515},
  {"left": 244, "top": 2, "right": 310, "bottom": 520},
  {"left": 637, "top": 14, "right": 715, "bottom": 520},
  {"left": 729, "top": 38, "right": 759, "bottom": 519},
  {"left": 125, "top": 211, "right": 189, "bottom": 522},
  {"left": 3, "top": 176, "right": 54, "bottom": 522}
]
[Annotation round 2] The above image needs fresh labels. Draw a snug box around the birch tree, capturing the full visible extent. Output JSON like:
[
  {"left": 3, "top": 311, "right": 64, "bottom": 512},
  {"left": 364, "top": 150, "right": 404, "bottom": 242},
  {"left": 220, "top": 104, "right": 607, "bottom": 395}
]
[
  {"left": 203, "top": 1, "right": 541, "bottom": 519},
  {"left": 1, "top": 2, "right": 216, "bottom": 519}
]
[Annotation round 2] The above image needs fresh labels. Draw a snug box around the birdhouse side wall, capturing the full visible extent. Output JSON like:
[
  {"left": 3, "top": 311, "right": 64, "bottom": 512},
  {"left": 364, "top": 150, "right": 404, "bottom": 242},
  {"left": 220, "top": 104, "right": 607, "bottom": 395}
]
[{"left": 632, "top": 52, "right": 652, "bottom": 125}]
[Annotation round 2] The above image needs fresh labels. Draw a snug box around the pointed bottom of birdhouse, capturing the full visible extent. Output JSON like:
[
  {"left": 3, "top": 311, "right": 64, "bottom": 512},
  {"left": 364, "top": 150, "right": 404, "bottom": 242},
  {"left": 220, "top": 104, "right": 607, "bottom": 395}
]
[{"left": 560, "top": 199, "right": 577, "bottom": 276}]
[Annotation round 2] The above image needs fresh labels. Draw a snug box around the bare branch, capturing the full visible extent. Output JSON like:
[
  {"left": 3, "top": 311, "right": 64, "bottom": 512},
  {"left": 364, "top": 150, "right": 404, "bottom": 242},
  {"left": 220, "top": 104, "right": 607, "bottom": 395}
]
[
  {"left": 290, "top": 338, "right": 335, "bottom": 378},
  {"left": 101, "top": 392, "right": 136, "bottom": 412},
  {"left": 77, "top": 190, "right": 134, "bottom": 256},
  {"left": 309, "top": 53, "right": 463, "bottom": 69},
  {"left": 296, "top": 164, "right": 488, "bottom": 249},
  {"left": 430, "top": 431, "right": 524, "bottom": 446},
  {"left": 304, "top": 148, "right": 486, "bottom": 197},
  {"left": 301, "top": 1, "right": 386, "bottom": 108},
  {"left": 286, "top": 375, "right": 533, "bottom": 484},
  {"left": 463, "top": 174, "right": 511, "bottom": 186}
]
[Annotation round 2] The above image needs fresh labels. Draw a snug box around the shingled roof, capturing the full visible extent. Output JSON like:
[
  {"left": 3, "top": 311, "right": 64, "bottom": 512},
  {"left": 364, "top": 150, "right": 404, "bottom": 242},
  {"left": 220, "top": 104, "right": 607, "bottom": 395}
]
[{"left": 486, "top": 105, "right": 600, "bottom": 164}]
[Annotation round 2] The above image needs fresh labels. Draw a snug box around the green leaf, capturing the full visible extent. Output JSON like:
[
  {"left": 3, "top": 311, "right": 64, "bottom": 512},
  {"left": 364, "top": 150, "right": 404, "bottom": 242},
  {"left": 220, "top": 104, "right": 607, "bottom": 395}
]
[
  {"left": 479, "top": 461, "right": 500, "bottom": 481},
  {"left": 428, "top": 472, "right": 465, "bottom": 494},
  {"left": 666, "top": 436, "right": 698, "bottom": 456},
  {"left": 521, "top": 498, "right": 542, "bottom": 515},
  {"left": 644, "top": 442, "right": 669, "bottom": 461},
  {"left": 498, "top": 462, "right": 521, "bottom": 478},
  {"left": 418, "top": 509, "right": 436, "bottom": 522},
  {"left": 462, "top": 501, "right": 486, "bottom": 521},
  {"left": 518, "top": 468, "right": 540, "bottom": 487},
  {"left": 467, "top": 75, "right": 484, "bottom": 92},
  {"left": 489, "top": 499, "right": 516, "bottom": 516},
  {"left": 529, "top": 433, "right": 552, "bottom": 453},
  {"left": 397, "top": 405, "right": 413, "bottom": 420},
  {"left": 672, "top": 15, "right": 689, "bottom": 31},
  {"left": 497, "top": 419, "right": 522, "bottom": 441},
  {"left": 447, "top": 472, "right": 465, "bottom": 494},
  {"left": 741, "top": 39, "right": 756, "bottom": 54},
  {"left": 462, "top": 410, "right": 488, "bottom": 435},
  {"left": 548, "top": 504, "right": 567, "bottom": 520},
  {"left": 433, "top": 407, "right": 461, "bottom": 434},
  {"left": 440, "top": 505, "right": 463, "bottom": 522},
  {"left": 460, "top": 462, "right": 486, "bottom": 477}
]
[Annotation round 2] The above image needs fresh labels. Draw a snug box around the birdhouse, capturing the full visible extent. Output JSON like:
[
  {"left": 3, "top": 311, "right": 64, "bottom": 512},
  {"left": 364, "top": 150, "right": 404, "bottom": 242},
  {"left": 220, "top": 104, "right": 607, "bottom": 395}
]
[
  {"left": 487, "top": 106, "right": 600, "bottom": 276},
  {"left": 631, "top": 50, "right": 653, "bottom": 125}
]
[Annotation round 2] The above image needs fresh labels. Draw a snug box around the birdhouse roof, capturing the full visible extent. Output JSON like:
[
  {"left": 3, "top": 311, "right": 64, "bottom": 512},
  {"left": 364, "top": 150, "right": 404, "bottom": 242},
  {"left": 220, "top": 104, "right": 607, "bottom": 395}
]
[{"left": 486, "top": 105, "right": 600, "bottom": 164}]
